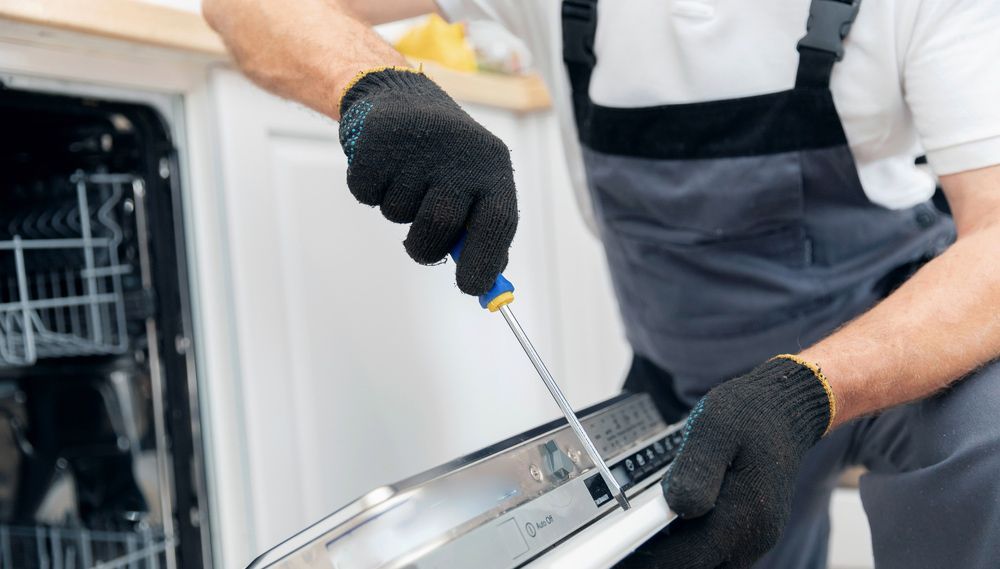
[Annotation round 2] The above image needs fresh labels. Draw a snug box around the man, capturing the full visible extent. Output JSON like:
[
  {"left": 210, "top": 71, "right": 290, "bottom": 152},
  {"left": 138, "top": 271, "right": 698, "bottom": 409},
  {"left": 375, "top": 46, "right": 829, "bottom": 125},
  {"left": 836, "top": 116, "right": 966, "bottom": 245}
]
[{"left": 204, "top": 1, "right": 1000, "bottom": 567}]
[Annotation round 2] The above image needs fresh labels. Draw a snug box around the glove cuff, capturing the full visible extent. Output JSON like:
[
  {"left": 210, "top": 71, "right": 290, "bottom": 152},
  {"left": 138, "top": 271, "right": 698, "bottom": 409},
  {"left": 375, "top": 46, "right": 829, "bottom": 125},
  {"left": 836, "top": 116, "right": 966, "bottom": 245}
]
[
  {"left": 771, "top": 354, "right": 837, "bottom": 432},
  {"left": 752, "top": 356, "right": 835, "bottom": 447},
  {"left": 339, "top": 66, "right": 442, "bottom": 115}
]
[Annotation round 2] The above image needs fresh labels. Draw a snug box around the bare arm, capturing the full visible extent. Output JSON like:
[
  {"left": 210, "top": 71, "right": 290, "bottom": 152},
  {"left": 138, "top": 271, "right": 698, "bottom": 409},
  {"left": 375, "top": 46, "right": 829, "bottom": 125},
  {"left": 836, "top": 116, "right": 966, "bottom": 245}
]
[
  {"left": 204, "top": 0, "right": 518, "bottom": 296},
  {"left": 339, "top": 0, "right": 442, "bottom": 25},
  {"left": 203, "top": 0, "right": 441, "bottom": 119},
  {"left": 801, "top": 164, "right": 1000, "bottom": 428}
]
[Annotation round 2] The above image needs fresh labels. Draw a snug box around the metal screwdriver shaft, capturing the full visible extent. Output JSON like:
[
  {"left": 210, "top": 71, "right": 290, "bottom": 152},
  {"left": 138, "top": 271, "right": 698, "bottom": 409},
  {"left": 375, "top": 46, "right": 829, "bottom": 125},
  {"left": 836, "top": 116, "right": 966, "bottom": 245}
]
[
  {"left": 449, "top": 234, "right": 629, "bottom": 510},
  {"left": 498, "top": 305, "right": 630, "bottom": 510}
]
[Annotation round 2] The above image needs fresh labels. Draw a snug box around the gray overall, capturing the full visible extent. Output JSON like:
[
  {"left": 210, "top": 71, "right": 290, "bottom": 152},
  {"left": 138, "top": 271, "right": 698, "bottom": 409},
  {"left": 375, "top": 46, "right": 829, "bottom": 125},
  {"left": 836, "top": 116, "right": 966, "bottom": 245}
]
[{"left": 562, "top": 0, "right": 1000, "bottom": 567}]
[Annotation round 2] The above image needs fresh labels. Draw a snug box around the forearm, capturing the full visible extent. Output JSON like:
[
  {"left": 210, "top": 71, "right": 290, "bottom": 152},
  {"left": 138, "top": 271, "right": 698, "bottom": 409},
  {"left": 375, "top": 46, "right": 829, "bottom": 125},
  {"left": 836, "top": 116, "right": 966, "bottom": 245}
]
[
  {"left": 801, "top": 166, "right": 1000, "bottom": 428},
  {"left": 337, "top": 0, "right": 442, "bottom": 25},
  {"left": 203, "top": 0, "right": 415, "bottom": 119}
]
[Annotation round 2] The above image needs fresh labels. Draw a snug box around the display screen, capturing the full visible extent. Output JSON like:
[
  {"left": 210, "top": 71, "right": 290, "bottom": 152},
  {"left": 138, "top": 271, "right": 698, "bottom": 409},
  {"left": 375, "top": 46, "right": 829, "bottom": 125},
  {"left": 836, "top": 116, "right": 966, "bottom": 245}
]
[{"left": 611, "top": 464, "right": 630, "bottom": 487}]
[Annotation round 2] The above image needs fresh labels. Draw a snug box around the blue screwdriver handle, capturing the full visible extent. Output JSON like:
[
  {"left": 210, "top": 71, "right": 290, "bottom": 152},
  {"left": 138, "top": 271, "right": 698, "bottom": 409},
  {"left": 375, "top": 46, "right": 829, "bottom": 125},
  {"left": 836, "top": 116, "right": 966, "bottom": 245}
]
[{"left": 450, "top": 233, "right": 515, "bottom": 312}]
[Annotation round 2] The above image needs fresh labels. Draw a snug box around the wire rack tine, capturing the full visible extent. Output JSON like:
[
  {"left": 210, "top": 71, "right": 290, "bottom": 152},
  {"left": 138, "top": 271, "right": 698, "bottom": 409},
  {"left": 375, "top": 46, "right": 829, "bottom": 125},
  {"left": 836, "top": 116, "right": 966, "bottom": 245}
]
[
  {"left": 0, "top": 173, "right": 133, "bottom": 367},
  {"left": 0, "top": 525, "right": 168, "bottom": 569}
]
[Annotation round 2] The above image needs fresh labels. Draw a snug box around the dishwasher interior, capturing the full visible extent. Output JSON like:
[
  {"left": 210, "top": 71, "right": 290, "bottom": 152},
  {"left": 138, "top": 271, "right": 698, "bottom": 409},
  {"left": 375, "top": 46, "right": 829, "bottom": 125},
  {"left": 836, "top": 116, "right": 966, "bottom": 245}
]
[{"left": 0, "top": 85, "right": 205, "bottom": 568}]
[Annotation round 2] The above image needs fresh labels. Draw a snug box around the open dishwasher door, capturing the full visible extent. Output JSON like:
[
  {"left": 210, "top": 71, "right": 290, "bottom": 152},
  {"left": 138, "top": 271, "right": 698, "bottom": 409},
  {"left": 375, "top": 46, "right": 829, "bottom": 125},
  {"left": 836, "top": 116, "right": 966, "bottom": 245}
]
[{"left": 248, "top": 393, "right": 683, "bottom": 569}]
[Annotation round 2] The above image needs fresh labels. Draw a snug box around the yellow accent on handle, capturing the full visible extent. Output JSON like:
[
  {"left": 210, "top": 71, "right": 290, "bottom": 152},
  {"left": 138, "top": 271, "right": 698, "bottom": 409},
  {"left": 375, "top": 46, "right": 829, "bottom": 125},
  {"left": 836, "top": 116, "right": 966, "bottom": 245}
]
[
  {"left": 772, "top": 353, "right": 837, "bottom": 435},
  {"left": 486, "top": 291, "right": 515, "bottom": 312},
  {"left": 337, "top": 65, "right": 423, "bottom": 111}
]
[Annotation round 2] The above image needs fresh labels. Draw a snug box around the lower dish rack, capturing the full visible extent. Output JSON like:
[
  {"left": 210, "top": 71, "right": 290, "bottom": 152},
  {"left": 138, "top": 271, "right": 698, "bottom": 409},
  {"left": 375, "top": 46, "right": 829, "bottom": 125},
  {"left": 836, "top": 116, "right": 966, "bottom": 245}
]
[
  {"left": 0, "top": 524, "right": 172, "bottom": 569},
  {"left": 0, "top": 173, "right": 135, "bottom": 367}
]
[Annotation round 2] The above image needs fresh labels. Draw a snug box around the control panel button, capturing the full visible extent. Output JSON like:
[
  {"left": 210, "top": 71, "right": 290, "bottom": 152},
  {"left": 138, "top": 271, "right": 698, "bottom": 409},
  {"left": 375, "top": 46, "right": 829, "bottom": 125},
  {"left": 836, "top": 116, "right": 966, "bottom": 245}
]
[
  {"left": 497, "top": 518, "right": 529, "bottom": 558},
  {"left": 585, "top": 473, "right": 613, "bottom": 506}
]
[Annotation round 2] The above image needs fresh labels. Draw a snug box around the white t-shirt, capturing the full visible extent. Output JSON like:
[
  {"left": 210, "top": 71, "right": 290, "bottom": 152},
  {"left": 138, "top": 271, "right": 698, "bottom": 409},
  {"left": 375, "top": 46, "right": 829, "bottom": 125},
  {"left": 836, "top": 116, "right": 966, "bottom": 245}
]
[{"left": 436, "top": 0, "right": 1000, "bottom": 223}]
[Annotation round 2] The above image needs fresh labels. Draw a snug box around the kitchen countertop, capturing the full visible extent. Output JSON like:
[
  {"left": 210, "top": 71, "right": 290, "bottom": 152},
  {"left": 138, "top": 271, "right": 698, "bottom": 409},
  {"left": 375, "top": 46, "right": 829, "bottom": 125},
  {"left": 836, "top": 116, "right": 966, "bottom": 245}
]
[
  {"left": 0, "top": 0, "right": 551, "bottom": 112},
  {"left": 0, "top": 0, "right": 226, "bottom": 55}
]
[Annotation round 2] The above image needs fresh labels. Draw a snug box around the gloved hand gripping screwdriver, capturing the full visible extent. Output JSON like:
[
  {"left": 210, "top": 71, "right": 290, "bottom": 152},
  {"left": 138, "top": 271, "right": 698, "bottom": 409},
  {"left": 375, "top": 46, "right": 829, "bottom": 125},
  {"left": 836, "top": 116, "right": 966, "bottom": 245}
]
[{"left": 451, "top": 236, "right": 630, "bottom": 511}]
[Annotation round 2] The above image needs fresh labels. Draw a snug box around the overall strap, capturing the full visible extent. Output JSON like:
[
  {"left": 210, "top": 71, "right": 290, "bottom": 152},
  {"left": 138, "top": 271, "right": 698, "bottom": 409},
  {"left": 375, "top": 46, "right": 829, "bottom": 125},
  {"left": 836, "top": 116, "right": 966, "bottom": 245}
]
[
  {"left": 796, "top": 0, "right": 863, "bottom": 88},
  {"left": 562, "top": 0, "right": 598, "bottom": 128}
]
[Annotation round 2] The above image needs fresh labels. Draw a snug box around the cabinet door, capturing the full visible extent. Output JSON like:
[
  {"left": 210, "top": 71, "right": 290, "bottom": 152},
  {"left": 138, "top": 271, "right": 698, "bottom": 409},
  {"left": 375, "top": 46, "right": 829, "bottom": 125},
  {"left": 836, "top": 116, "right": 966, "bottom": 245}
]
[{"left": 207, "top": 68, "right": 627, "bottom": 561}]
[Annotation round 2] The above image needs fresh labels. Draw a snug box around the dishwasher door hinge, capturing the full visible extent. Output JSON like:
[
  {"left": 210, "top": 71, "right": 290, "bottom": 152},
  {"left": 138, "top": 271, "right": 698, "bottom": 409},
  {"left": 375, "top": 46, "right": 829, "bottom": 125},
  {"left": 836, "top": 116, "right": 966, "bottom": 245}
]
[
  {"left": 175, "top": 335, "right": 192, "bottom": 355},
  {"left": 158, "top": 156, "right": 172, "bottom": 180}
]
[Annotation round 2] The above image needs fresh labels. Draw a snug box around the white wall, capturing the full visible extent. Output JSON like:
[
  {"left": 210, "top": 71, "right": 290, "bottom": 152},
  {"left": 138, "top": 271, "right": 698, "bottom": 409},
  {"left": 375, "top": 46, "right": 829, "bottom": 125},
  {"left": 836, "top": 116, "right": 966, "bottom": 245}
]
[{"left": 830, "top": 489, "right": 875, "bottom": 569}]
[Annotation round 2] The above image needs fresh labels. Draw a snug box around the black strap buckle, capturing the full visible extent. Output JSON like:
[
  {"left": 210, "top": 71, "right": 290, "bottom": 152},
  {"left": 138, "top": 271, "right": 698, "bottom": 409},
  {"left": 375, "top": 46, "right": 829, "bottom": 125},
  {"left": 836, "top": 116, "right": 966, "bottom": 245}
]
[{"left": 796, "top": 0, "right": 862, "bottom": 61}]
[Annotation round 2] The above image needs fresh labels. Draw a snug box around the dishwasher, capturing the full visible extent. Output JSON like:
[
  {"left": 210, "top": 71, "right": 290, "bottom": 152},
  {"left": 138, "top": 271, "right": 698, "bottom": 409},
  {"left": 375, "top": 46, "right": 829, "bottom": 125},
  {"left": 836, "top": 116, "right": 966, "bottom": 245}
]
[
  {"left": 0, "top": 85, "right": 207, "bottom": 569},
  {"left": 249, "top": 393, "right": 684, "bottom": 569}
]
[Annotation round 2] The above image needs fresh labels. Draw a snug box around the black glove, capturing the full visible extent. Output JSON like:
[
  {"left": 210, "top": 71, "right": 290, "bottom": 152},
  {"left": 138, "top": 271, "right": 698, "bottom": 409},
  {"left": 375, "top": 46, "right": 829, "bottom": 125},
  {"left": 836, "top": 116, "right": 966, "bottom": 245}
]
[
  {"left": 338, "top": 68, "right": 518, "bottom": 295},
  {"left": 619, "top": 356, "right": 834, "bottom": 569}
]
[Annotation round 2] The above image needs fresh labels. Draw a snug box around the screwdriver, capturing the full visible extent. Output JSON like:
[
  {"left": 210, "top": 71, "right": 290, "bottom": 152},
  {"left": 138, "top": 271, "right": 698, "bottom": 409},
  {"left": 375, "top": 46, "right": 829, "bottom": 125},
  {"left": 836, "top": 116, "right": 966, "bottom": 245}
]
[{"left": 450, "top": 236, "right": 630, "bottom": 511}]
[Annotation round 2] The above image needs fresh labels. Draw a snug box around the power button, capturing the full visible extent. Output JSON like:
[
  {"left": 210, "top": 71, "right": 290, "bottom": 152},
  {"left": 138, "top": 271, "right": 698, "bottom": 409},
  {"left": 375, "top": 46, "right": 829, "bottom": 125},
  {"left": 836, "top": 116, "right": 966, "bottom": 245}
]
[{"left": 497, "top": 518, "right": 529, "bottom": 558}]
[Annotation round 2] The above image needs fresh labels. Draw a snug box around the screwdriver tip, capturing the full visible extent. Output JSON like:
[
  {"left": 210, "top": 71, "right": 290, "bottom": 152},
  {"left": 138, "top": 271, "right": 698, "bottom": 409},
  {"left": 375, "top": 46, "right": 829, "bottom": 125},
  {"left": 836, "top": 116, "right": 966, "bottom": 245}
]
[{"left": 615, "top": 493, "right": 631, "bottom": 511}]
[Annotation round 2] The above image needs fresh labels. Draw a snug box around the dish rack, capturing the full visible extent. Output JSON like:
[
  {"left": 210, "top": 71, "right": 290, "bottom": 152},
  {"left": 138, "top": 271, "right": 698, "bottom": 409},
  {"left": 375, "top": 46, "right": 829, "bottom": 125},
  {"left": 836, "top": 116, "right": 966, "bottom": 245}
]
[
  {"left": 0, "top": 524, "right": 171, "bottom": 569},
  {"left": 0, "top": 173, "right": 135, "bottom": 367}
]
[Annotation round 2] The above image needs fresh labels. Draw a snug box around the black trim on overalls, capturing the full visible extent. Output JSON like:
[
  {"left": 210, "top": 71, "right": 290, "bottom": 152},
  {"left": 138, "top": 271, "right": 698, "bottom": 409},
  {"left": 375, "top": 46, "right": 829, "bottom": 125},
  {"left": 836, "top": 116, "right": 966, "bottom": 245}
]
[{"left": 561, "top": 0, "right": 863, "bottom": 160}]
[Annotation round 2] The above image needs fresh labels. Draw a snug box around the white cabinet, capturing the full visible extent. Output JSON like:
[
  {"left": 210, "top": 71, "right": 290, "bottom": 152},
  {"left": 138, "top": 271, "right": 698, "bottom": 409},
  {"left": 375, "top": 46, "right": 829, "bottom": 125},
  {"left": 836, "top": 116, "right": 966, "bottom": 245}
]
[{"left": 207, "top": 69, "right": 629, "bottom": 562}]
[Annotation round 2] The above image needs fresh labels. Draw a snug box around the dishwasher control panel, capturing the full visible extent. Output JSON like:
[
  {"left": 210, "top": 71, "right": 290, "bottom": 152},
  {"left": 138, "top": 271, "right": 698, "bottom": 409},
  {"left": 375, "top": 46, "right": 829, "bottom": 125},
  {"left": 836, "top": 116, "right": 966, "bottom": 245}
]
[
  {"left": 587, "top": 427, "right": 686, "bottom": 507},
  {"left": 611, "top": 428, "right": 687, "bottom": 491},
  {"left": 585, "top": 396, "right": 665, "bottom": 458},
  {"left": 248, "top": 393, "right": 684, "bottom": 569}
]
